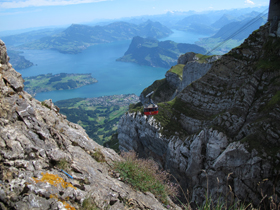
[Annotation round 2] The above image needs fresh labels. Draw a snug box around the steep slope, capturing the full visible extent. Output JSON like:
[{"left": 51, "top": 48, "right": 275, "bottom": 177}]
[
  {"left": 0, "top": 40, "right": 180, "bottom": 209},
  {"left": 118, "top": 23, "right": 280, "bottom": 207}
]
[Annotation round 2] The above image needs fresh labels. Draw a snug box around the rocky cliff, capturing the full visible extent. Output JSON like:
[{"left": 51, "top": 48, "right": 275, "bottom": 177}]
[
  {"left": 139, "top": 52, "right": 221, "bottom": 105},
  {"left": 118, "top": 23, "right": 280, "bottom": 207},
  {"left": 0, "top": 40, "right": 180, "bottom": 209}
]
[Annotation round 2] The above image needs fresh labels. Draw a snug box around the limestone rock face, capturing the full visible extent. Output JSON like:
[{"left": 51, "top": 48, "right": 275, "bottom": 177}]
[
  {"left": 177, "top": 52, "right": 197, "bottom": 65},
  {"left": 180, "top": 61, "right": 212, "bottom": 91},
  {"left": 0, "top": 40, "right": 180, "bottom": 209},
  {"left": 118, "top": 23, "right": 280, "bottom": 207}
]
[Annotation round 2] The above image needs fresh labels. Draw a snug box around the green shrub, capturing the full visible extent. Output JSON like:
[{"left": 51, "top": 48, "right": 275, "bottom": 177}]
[
  {"left": 82, "top": 197, "right": 99, "bottom": 210},
  {"left": 91, "top": 148, "right": 106, "bottom": 162},
  {"left": 56, "top": 158, "right": 71, "bottom": 173},
  {"left": 114, "top": 151, "right": 178, "bottom": 205}
]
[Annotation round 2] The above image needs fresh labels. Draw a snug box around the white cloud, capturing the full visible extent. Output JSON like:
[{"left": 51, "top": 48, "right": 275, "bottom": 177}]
[
  {"left": 0, "top": 0, "right": 109, "bottom": 9},
  {"left": 245, "top": 0, "right": 255, "bottom": 5}
]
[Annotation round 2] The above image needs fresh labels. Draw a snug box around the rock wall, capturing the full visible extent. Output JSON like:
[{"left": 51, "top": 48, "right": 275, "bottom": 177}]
[
  {"left": 118, "top": 23, "right": 280, "bottom": 207},
  {"left": 118, "top": 113, "right": 277, "bottom": 207},
  {"left": 0, "top": 40, "right": 180, "bottom": 209},
  {"left": 178, "top": 53, "right": 221, "bottom": 93}
]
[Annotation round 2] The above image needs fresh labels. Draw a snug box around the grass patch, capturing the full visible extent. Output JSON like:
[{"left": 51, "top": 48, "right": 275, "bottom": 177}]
[
  {"left": 267, "top": 91, "right": 280, "bottom": 107},
  {"left": 82, "top": 197, "right": 99, "bottom": 210},
  {"left": 128, "top": 102, "right": 143, "bottom": 113},
  {"left": 141, "top": 78, "right": 166, "bottom": 100},
  {"left": 91, "top": 148, "right": 106, "bottom": 162},
  {"left": 41, "top": 101, "right": 51, "bottom": 109},
  {"left": 260, "top": 91, "right": 280, "bottom": 112},
  {"left": 265, "top": 91, "right": 280, "bottom": 110},
  {"left": 56, "top": 158, "right": 71, "bottom": 173},
  {"left": 114, "top": 151, "right": 178, "bottom": 205},
  {"left": 167, "top": 64, "right": 184, "bottom": 79}
]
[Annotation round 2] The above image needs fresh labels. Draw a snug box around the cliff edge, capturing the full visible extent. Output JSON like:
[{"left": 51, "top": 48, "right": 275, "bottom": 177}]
[{"left": 0, "top": 40, "right": 180, "bottom": 209}]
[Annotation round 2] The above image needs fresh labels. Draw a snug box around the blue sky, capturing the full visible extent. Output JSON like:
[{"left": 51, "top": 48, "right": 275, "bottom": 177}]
[{"left": 0, "top": 0, "right": 269, "bottom": 32}]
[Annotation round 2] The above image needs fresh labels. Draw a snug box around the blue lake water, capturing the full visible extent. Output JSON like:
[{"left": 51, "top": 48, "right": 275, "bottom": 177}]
[{"left": 18, "top": 30, "right": 206, "bottom": 102}]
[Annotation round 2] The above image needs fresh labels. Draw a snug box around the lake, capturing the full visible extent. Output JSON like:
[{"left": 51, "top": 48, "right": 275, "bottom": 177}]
[{"left": 18, "top": 30, "right": 206, "bottom": 102}]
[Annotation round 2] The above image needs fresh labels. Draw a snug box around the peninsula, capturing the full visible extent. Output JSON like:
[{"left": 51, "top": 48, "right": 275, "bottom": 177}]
[
  {"left": 7, "top": 50, "right": 33, "bottom": 70},
  {"left": 117, "top": 36, "right": 207, "bottom": 68},
  {"left": 24, "top": 73, "right": 97, "bottom": 96}
]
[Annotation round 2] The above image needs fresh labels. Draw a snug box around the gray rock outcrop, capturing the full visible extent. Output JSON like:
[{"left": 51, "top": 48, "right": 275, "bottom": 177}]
[
  {"left": 118, "top": 23, "right": 280, "bottom": 208},
  {"left": 0, "top": 40, "right": 180, "bottom": 209}
]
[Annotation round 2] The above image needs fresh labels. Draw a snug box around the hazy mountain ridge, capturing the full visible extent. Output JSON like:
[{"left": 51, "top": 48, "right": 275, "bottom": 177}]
[
  {"left": 211, "top": 14, "right": 267, "bottom": 40},
  {"left": 17, "top": 20, "right": 173, "bottom": 54},
  {"left": 196, "top": 11, "right": 267, "bottom": 54},
  {"left": 1, "top": 28, "right": 64, "bottom": 46},
  {"left": 117, "top": 36, "right": 206, "bottom": 68},
  {"left": 173, "top": 8, "right": 267, "bottom": 35}
]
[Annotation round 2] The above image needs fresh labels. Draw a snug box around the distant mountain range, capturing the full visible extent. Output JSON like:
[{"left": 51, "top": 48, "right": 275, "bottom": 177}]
[
  {"left": 14, "top": 20, "right": 173, "bottom": 54},
  {"left": 117, "top": 36, "right": 206, "bottom": 68},
  {"left": 211, "top": 12, "right": 267, "bottom": 40},
  {"left": 1, "top": 28, "right": 64, "bottom": 47},
  {"left": 1, "top": 7, "right": 268, "bottom": 65},
  {"left": 174, "top": 10, "right": 267, "bottom": 36},
  {"left": 196, "top": 12, "right": 267, "bottom": 54}
]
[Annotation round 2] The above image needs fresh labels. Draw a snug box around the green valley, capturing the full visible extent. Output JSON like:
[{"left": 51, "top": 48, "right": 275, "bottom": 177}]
[{"left": 54, "top": 94, "right": 139, "bottom": 145}]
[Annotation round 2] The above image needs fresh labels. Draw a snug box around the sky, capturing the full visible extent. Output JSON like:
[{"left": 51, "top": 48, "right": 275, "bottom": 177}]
[{"left": 0, "top": 0, "right": 270, "bottom": 32}]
